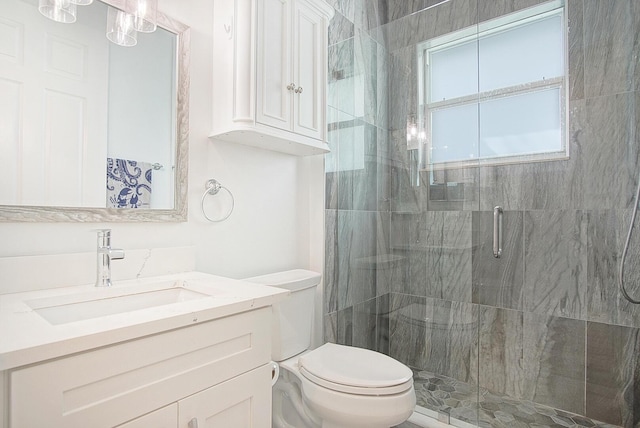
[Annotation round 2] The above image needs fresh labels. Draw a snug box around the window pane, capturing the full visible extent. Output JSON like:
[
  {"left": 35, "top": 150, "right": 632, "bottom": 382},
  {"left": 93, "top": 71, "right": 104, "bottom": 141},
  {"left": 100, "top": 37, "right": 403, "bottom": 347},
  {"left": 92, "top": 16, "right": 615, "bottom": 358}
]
[
  {"left": 429, "top": 40, "right": 478, "bottom": 102},
  {"left": 479, "top": 14, "right": 563, "bottom": 92},
  {"left": 430, "top": 103, "right": 479, "bottom": 163},
  {"left": 479, "top": 87, "right": 562, "bottom": 159}
]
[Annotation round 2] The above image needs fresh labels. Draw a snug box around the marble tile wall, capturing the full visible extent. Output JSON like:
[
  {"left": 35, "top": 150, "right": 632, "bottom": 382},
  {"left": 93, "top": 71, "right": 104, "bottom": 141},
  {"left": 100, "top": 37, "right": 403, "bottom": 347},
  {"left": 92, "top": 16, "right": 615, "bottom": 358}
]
[
  {"left": 324, "top": 0, "right": 393, "bottom": 356},
  {"left": 325, "top": 0, "right": 640, "bottom": 427}
]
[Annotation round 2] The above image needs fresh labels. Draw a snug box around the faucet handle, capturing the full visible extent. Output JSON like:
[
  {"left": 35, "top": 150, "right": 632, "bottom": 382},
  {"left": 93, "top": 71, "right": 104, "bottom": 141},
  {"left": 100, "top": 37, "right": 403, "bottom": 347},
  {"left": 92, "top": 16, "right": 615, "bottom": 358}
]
[{"left": 110, "top": 248, "right": 125, "bottom": 260}]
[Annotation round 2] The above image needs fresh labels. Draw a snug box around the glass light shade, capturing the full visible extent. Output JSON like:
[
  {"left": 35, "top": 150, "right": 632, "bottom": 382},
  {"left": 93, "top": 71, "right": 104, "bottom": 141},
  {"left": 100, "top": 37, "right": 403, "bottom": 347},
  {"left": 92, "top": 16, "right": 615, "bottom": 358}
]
[
  {"left": 106, "top": 6, "right": 137, "bottom": 47},
  {"left": 38, "top": 0, "right": 77, "bottom": 23},
  {"left": 70, "top": 0, "right": 93, "bottom": 5},
  {"left": 126, "top": 0, "right": 157, "bottom": 33}
]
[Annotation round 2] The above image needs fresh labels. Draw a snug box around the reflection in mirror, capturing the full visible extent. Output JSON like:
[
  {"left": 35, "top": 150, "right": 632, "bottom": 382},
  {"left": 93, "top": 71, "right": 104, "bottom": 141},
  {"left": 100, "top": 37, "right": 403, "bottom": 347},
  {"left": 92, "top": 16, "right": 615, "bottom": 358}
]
[{"left": 0, "top": 0, "right": 189, "bottom": 222}]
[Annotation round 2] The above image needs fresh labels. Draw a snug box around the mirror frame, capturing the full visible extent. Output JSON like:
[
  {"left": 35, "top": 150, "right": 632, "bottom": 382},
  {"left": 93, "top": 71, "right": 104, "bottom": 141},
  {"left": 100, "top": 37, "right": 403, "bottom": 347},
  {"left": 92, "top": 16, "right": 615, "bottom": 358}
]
[{"left": 0, "top": 0, "right": 190, "bottom": 222}]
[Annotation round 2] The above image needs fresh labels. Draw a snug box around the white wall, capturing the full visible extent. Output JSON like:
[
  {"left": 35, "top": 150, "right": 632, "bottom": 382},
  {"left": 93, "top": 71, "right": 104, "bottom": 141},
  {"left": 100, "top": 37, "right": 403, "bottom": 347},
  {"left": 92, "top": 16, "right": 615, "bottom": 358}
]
[{"left": 0, "top": 0, "right": 325, "bottom": 284}]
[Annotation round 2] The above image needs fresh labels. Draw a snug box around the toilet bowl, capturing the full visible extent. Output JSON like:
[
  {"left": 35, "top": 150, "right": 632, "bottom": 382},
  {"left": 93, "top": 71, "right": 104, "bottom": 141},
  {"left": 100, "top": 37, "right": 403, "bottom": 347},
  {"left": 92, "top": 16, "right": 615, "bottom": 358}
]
[{"left": 245, "top": 270, "right": 416, "bottom": 428}]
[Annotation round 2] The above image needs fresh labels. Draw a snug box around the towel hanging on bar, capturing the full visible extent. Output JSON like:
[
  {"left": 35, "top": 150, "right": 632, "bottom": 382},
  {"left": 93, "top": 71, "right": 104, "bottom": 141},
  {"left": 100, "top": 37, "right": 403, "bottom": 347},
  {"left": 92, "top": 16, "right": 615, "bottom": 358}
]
[{"left": 106, "top": 158, "right": 152, "bottom": 209}]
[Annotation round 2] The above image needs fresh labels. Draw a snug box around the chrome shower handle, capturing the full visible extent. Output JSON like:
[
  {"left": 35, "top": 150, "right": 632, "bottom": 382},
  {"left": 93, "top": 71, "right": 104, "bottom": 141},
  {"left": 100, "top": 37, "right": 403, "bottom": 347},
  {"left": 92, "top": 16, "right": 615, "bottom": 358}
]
[{"left": 493, "top": 206, "right": 503, "bottom": 258}]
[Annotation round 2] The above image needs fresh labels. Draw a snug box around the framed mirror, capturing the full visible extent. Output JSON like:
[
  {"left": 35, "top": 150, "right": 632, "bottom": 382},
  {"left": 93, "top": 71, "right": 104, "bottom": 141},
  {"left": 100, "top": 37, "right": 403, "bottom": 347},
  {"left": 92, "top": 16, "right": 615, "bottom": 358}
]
[{"left": 0, "top": 0, "right": 189, "bottom": 222}]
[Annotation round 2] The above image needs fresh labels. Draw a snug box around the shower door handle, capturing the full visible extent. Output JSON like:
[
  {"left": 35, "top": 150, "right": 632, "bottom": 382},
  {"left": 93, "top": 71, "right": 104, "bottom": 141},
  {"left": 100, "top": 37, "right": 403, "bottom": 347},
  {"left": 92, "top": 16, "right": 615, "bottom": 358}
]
[{"left": 493, "top": 206, "right": 503, "bottom": 258}]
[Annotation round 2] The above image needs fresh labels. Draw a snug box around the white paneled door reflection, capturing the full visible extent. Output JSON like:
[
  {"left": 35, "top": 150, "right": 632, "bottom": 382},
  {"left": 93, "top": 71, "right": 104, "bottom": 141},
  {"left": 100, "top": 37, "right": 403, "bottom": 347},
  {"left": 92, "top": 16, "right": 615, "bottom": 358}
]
[{"left": 0, "top": 0, "right": 108, "bottom": 207}]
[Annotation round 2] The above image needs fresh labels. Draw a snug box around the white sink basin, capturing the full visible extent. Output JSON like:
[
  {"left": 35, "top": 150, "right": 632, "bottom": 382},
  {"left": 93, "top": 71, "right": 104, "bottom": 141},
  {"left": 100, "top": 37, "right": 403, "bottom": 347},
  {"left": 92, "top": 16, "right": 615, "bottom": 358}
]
[{"left": 25, "top": 281, "right": 212, "bottom": 325}]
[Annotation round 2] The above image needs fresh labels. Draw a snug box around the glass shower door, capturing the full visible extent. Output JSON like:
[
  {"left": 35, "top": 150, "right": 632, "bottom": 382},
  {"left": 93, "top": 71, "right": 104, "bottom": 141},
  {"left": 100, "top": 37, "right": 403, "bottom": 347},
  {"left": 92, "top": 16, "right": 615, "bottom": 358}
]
[
  {"left": 472, "top": 1, "right": 640, "bottom": 426},
  {"left": 382, "top": 0, "right": 481, "bottom": 426}
]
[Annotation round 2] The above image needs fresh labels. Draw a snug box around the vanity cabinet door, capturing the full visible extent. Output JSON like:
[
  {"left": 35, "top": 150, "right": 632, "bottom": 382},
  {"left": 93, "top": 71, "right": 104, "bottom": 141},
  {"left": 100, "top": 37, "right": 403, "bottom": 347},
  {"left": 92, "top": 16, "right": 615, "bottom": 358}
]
[
  {"left": 116, "top": 404, "right": 177, "bottom": 428},
  {"left": 178, "top": 364, "right": 272, "bottom": 428},
  {"left": 9, "top": 308, "right": 270, "bottom": 428}
]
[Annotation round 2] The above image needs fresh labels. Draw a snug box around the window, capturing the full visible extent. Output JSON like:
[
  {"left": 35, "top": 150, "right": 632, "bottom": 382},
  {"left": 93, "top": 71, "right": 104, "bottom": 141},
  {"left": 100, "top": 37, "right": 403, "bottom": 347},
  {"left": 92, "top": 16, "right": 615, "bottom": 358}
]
[{"left": 416, "top": 0, "right": 567, "bottom": 169}]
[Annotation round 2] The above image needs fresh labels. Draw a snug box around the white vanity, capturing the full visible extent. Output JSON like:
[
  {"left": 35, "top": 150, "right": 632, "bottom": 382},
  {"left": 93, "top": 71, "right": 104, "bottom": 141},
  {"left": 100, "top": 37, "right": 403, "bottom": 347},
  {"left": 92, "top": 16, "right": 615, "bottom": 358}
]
[{"left": 0, "top": 272, "right": 288, "bottom": 428}]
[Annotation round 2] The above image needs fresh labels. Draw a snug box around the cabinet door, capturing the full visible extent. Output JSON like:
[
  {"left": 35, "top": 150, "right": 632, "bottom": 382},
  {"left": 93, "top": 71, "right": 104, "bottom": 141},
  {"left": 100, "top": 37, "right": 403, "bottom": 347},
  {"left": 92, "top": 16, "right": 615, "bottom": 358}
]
[
  {"left": 256, "top": 0, "right": 292, "bottom": 131},
  {"left": 292, "top": 0, "right": 325, "bottom": 140},
  {"left": 116, "top": 404, "right": 177, "bottom": 428},
  {"left": 179, "top": 364, "right": 272, "bottom": 428},
  {"left": 10, "top": 308, "right": 270, "bottom": 428}
]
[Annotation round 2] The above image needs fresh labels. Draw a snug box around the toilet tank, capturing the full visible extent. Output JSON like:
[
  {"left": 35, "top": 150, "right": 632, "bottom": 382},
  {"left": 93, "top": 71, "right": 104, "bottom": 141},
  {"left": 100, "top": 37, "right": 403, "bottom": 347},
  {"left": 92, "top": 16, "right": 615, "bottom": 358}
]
[{"left": 244, "top": 269, "right": 321, "bottom": 361}]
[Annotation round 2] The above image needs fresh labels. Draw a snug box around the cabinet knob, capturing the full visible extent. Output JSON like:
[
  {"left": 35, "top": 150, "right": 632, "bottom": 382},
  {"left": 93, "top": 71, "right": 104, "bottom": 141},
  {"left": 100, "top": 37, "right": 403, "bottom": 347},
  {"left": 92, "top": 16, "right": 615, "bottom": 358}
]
[
  {"left": 287, "top": 83, "right": 296, "bottom": 91},
  {"left": 188, "top": 418, "right": 199, "bottom": 428},
  {"left": 295, "top": 86, "right": 303, "bottom": 94}
]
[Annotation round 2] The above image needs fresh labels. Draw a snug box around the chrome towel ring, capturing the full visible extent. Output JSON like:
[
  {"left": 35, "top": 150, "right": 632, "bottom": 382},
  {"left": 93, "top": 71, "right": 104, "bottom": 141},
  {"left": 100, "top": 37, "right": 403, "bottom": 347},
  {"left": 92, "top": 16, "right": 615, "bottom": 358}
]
[{"left": 201, "top": 179, "right": 235, "bottom": 222}]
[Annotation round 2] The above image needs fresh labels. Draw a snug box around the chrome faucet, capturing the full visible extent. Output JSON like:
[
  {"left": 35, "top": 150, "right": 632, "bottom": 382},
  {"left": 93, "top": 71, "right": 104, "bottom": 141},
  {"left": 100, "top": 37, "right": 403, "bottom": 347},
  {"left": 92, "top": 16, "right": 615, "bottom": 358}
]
[{"left": 95, "top": 229, "right": 125, "bottom": 287}]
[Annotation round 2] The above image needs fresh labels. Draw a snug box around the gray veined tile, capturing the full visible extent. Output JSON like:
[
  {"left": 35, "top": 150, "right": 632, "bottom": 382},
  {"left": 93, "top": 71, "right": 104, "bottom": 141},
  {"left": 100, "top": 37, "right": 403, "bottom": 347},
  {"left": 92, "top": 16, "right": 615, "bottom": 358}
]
[
  {"left": 410, "top": 211, "right": 473, "bottom": 303},
  {"left": 376, "top": 131, "right": 391, "bottom": 213},
  {"left": 586, "top": 321, "right": 640, "bottom": 427},
  {"left": 376, "top": 293, "right": 390, "bottom": 354},
  {"left": 384, "top": 0, "right": 428, "bottom": 23},
  {"left": 325, "top": 0, "right": 355, "bottom": 23},
  {"left": 329, "top": 10, "right": 355, "bottom": 46},
  {"left": 354, "top": 30, "right": 378, "bottom": 125},
  {"left": 376, "top": 42, "right": 389, "bottom": 130},
  {"left": 472, "top": 210, "right": 525, "bottom": 311},
  {"left": 477, "top": 306, "right": 525, "bottom": 400},
  {"left": 374, "top": 213, "right": 407, "bottom": 298},
  {"left": 587, "top": 209, "right": 640, "bottom": 329},
  {"left": 353, "top": 0, "right": 383, "bottom": 32},
  {"left": 387, "top": 46, "right": 416, "bottom": 132},
  {"left": 387, "top": 212, "right": 419, "bottom": 295},
  {"left": 418, "top": 298, "right": 479, "bottom": 383},
  {"left": 583, "top": 0, "right": 638, "bottom": 98},
  {"left": 384, "top": 0, "right": 477, "bottom": 52},
  {"left": 325, "top": 107, "right": 341, "bottom": 210},
  {"left": 524, "top": 210, "right": 588, "bottom": 320},
  {"left": 388, "top": 293, "right": 421, "bottom": 367},
  {"left": 522, "top": 313, "right": 586, "bottom": 415},
  {"left": 352, "top": 298, "right": 378, "bottom": 351},
  {"left": 390, "top": 166, "right": 421, "bottom": 213},
  {"left": 328, "top": 38, "right": 355, "bottom": 115},
  {"left": 336, "top": 210, "right": 378, "bottom": 309},
  {"left": 582, "top": 93, "right": 638, "bottom": 211},
  {"left": 337, "top": 305, "right": 353, "bottom": 346},
  {"left": 568, "top": 0, "right": 584, "bottom": 101},
  {"left": 324, "top": 209, "right": 338, "bottom": 315},
  {"left": 324, "top": 311, "right": 338, "bottom": 344}
]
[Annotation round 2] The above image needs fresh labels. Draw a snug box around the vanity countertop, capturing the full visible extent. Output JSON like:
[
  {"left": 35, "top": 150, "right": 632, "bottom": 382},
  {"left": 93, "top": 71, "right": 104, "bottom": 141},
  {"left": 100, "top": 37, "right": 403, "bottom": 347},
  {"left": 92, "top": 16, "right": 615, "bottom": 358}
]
[{"left": 0, "top": 272, "right": 288, "bottom": 371}]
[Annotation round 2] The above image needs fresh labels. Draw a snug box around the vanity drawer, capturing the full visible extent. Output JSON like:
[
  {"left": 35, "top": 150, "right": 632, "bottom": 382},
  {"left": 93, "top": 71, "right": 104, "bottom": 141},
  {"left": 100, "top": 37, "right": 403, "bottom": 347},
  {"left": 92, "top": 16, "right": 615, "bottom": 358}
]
[{"left": 10, "top": 307, "right": 270, "bottom": 428}]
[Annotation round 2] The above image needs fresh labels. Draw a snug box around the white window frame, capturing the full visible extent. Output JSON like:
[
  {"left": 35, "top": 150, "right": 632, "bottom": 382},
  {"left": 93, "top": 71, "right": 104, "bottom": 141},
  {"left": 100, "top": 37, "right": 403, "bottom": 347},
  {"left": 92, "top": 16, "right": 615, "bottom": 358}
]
[{"left": 416, "top": 0, "right": 569, "bottom": 171}]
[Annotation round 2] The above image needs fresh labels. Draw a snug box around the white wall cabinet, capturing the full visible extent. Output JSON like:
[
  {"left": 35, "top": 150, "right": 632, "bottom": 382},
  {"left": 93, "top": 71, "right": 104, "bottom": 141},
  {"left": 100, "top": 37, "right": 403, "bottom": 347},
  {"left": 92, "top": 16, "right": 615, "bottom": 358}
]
[
  {"left": 8, "top": 308, "right": 272, "bottom": 428},
  {"left": 211, "top": 0, "right": 333, "bottom": 156}
]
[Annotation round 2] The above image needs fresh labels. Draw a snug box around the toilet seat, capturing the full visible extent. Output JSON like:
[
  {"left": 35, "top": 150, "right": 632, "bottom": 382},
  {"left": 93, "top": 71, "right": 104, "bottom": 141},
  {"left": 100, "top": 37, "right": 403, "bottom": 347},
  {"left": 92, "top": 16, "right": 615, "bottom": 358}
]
[{"left": 298, "top": 343, "right": 413, "bottom": 396}]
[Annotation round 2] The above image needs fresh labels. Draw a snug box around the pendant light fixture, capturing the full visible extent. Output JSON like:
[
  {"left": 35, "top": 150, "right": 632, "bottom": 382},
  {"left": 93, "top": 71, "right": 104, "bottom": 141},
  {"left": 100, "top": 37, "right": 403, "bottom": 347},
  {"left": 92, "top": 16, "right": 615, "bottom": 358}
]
[
  {"left": 106, "top": 6, "right": 137, "bottom": 47},
  {"left": 126, "top": 0, "right": 157, "bottom": 33},
  {"left": 38, "top": 0, "right": 77, "bottom": 23}
]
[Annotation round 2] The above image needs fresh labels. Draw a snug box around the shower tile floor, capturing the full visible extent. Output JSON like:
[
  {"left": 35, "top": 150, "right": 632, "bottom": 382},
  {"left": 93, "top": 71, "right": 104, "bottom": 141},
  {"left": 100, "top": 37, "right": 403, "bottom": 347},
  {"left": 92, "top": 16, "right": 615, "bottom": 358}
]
[{"left": 412, "top": 370, "right": 620, "bottom": 428}]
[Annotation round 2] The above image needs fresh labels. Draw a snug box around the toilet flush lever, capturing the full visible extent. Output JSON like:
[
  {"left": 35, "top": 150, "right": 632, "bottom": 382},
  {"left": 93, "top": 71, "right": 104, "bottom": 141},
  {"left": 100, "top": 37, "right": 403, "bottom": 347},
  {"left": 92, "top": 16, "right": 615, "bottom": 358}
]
[{"left": 188, "top": 418, "right": 199, "bottom": 428}]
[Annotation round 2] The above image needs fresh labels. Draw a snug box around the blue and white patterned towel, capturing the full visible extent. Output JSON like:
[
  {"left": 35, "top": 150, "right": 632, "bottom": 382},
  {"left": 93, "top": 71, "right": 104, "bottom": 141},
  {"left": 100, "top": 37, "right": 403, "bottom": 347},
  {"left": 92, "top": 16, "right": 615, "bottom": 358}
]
[{"left": 106, "top": 158, "right": 152, "bottom": 209}]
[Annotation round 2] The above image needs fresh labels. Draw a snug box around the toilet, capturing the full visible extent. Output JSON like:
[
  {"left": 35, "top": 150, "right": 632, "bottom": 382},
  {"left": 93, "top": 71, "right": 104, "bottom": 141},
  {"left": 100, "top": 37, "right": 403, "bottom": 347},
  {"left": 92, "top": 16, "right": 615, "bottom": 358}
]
[{"left": 245, "top": 270, "right": 416, "bottom": 428}]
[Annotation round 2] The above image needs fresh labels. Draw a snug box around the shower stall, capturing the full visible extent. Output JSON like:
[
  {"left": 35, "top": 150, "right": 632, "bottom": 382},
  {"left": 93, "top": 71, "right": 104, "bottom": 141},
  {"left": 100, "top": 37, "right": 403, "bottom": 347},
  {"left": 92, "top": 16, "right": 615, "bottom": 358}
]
[{"left": 324, "top": 0, "right": 640, "bottom": 427}]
